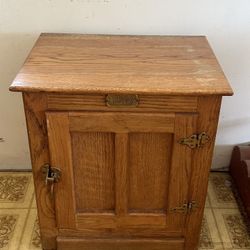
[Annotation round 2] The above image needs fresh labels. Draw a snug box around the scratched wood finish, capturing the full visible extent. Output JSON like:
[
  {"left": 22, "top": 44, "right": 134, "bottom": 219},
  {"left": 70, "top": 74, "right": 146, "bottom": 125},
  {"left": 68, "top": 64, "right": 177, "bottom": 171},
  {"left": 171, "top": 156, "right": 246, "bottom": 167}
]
[
  {"left": 128, "top": 133, "right": 172, "bottom": 212},
  {"left": 47, "top": 94, "right": 198, "bottom": 113},
  {"left": 57, "top": 237, "right": 185, "bottom": 250},
  {"left": 22, "top": 93, "right": 58, "bottom": 249},
  {"left": 71, "top": 132, "right": 115, "bottom": 212},
  {"left": 10, "top": 34, "right": 233, "bottom": 96}
]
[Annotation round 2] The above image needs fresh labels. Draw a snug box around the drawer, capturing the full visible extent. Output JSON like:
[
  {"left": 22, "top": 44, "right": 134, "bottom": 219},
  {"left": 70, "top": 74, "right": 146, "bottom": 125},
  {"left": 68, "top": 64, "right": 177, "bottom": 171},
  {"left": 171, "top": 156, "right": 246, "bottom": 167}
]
[
  {"left": 47, "top": 93, "right": 198, "bottom": 112},
  {"left": 57, "top": 237, "right": 185, "bottom": 250}
]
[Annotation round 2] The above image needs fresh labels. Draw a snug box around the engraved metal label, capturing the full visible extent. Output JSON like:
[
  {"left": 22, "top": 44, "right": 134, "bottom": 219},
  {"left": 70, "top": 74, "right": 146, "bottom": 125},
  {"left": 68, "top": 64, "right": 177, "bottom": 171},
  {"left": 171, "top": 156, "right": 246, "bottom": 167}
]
[{"left": 106, "top": 94, "right": 139, "bottom": 107}]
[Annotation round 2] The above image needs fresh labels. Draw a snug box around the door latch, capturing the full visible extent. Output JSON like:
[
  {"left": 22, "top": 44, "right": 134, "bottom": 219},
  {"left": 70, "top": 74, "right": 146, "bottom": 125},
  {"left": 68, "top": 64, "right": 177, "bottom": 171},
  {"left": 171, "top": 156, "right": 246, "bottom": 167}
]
[{"left": 41, "top": 164, "right": 61, "bottom": 197}]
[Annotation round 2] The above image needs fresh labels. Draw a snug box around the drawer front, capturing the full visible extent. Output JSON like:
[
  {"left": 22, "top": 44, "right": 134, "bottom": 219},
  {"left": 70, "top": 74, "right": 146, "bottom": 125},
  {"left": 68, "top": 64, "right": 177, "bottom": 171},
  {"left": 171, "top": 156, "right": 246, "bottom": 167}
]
[
  {"left": 47, "top": 94, "right": 198, "bottom": 112},
  {"left": 57, "top": 237, "right": 185, "bottom": 250}
]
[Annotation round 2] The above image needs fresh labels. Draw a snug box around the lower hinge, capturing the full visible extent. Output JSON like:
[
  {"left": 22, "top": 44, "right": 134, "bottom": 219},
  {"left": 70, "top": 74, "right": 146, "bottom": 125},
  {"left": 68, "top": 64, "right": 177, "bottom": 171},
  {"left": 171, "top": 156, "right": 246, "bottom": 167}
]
[
  {"left": 170, "top": 201, "right": 198, "bottom": 213},
  {"left": 178, "top": 132, "right": 210, "bottom": 149}
]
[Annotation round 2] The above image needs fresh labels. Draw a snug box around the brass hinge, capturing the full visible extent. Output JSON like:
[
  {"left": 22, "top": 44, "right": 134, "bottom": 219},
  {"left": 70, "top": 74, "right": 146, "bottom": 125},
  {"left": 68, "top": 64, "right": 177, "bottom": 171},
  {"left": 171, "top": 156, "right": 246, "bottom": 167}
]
[
  {"left": 41, "top": 164, "right": 61, "bottom": 198},
  {"left": 170, "top": 201, "right": 198, "bottom": 213},
  {"left": 178, "top": 132, "right": 210, "bottom": 149}
]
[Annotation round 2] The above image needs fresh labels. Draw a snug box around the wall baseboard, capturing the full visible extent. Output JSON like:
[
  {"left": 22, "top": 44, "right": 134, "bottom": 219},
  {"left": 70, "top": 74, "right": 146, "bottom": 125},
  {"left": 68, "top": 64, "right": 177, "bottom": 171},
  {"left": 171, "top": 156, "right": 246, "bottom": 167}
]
[{"left": 0, "top": 169, "right": 32, "bottom": 172}]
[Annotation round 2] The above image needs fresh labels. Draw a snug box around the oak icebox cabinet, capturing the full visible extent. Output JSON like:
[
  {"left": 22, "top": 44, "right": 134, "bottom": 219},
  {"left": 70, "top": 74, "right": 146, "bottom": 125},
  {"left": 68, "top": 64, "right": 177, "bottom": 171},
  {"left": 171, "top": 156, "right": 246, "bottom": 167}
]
[{"left": 9, "top": 34, "right": 233, "bottom": 250}]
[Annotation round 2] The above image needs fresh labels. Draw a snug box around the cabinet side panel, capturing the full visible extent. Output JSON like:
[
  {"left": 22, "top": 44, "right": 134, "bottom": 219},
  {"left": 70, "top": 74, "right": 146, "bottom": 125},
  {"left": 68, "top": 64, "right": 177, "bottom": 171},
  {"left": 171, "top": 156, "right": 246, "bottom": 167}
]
[
  {"left": 22, "top": 93, "right": 57, "bottom": 250},
  {"left": 72, "top": 132, "right": 115, "bottom": 212},
  {"left": 128, "top": 133, "right": 172, "bottom": 212},
  {"left": 184, "top": 96, "right": 222, "bottom": 250}
]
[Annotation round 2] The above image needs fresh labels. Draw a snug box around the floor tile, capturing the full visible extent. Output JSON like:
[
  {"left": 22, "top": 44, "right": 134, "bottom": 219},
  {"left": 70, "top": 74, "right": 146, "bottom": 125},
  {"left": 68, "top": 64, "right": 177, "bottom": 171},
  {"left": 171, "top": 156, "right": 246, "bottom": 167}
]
[
  {"left": 205, "top": 196, "right": 211, "bottom": 208},
  {"left": 199, "top": 208, "right": 224, "bottom": 249},
  {"left": 0, "top": 173, "right": 34, "bottom": 209},
  {"left": 0, "top": 171, "right": 249, "bottom": 250},
  {"left": 0, "top": 209, "right": 28, "bottom": 250},
  {"left": 208, "top": 173, "right": 237, "bottom": 209},
  {"left": 20, "top": 209, "right": 42, "bottom": 250},
  {"left": 213, "top": 208, "right": 250, "bottom": 249}
]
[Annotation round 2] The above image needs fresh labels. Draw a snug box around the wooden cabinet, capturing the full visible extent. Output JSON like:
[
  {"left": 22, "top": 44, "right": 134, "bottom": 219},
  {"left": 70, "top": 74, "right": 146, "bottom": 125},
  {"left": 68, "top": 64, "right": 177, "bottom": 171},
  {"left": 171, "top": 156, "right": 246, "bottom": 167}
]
[{"left": 10, "top": 34, "right": 233, "bottom": 250}]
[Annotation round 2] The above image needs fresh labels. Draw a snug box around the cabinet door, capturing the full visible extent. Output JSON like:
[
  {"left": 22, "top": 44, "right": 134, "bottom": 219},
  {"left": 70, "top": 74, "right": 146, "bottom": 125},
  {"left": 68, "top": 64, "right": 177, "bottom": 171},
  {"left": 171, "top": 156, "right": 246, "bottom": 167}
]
[{"left": 46, "top": 112, "right": 197, "bottom": 233}]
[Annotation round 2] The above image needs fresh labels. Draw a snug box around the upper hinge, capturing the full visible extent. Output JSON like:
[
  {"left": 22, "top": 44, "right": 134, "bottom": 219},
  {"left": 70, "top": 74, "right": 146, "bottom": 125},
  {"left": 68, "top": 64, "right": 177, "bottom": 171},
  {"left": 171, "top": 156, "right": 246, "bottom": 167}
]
[
  {"left": 170, "top": 201, "right": 198, "bottom": 213},
  {"left": 178, "top": 132, "right": 210, "bottom": 149}
]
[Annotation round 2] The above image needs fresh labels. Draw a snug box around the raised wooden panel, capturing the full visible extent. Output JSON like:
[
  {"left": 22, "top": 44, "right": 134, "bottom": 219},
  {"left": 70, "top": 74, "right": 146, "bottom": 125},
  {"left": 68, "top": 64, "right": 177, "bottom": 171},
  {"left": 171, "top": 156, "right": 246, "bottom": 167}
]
[
  {"left": 71, "top": 132, "right": 115, "bottom": 213},
  {"left": 128, "top": 133, "right": 173, "bottom": 212},
  {"left": 69, "top": 112, "right": 175, "bottom": 133},
  {"left": 47, "top": 94, "right": 198, "bottom": 113},
  {"left": 57, "top": 237, "right": 185, "bottom": 250}
]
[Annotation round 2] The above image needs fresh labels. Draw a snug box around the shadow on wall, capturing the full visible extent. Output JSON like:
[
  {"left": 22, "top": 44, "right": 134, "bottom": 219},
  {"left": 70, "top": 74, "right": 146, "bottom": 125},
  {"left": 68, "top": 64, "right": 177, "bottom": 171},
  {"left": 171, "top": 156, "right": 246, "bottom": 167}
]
[
  {"left": 213, "top": 142, "right": 250, "bottom": 171},
  {"left": 213, "top": 115, "right": 250, "bottom": 170}
]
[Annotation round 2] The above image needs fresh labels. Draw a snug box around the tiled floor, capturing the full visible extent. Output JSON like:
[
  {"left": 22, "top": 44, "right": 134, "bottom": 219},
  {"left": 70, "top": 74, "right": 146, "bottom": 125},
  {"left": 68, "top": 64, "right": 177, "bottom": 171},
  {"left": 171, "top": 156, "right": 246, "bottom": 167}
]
[{"left": 0, "top": 172, "right": 249, "bottom": 250}]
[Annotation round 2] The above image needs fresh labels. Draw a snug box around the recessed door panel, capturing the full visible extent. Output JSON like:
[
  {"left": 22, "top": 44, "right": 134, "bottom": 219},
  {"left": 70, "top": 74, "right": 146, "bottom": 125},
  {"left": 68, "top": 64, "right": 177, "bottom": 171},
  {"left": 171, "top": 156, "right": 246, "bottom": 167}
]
[
  {"left": 128, "top": 133, "right": 172, "bottom": 213},
  {"left": 71, "top": 132, "right": 115, "bottom": 213}
]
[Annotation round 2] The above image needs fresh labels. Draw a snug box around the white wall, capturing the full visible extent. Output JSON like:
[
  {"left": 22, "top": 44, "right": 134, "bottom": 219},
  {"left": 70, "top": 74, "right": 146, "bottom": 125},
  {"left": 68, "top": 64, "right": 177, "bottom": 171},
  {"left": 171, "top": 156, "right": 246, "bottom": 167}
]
[{"left": 0, "top": 0, "right": 250, "bottom": 169}]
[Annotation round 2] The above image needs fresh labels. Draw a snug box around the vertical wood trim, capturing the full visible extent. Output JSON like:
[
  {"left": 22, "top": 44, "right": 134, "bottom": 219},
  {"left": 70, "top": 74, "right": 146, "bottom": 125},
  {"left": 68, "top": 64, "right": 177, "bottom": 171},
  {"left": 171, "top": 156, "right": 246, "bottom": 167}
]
[
  {"left": 166, "top": 113, "right": 197, "bottom": 232},
  {"left": 46, "top": 112, "right": 76, "bottom": 229},
  {"left": 184, "top": 96, "right": 222, "bottom": 250},
  {"left": 115, "top": 133, "right": 128, "bottom": 217},
  {"left": 22, "top": 93, "right": 57, "bottom": 249}
]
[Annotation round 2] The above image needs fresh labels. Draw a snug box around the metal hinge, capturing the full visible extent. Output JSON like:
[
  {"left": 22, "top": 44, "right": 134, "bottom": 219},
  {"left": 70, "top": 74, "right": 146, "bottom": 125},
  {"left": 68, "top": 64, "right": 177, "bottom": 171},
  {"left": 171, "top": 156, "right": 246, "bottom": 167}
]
[
  {"left": 178, "top": 132, "right": 210, "bottom": 149},
  {"left": 170, "top": 201, "right": 198, "bottom": 213}
]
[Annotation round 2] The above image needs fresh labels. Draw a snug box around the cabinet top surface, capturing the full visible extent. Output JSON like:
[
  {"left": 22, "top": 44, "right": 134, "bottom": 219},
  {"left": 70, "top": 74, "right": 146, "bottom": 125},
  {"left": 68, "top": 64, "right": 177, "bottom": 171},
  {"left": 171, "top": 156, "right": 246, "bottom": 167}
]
[{"left": 10, "top": 33, "right": 233, "bottom": 96}]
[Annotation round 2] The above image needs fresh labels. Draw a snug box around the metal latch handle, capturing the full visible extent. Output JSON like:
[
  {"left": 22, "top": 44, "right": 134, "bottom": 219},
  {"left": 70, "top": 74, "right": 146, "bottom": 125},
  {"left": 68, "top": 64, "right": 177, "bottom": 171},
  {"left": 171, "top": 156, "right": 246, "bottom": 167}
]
[{"left": 42, "top": 164, "right": 61, "bottom": 198}]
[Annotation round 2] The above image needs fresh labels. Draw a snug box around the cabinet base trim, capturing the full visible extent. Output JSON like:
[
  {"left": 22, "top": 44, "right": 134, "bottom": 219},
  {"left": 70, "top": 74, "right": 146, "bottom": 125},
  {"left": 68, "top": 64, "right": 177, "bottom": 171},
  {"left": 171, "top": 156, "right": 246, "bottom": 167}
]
[{"left": 57, "top": 237, "right": 184, "bottom": 250}]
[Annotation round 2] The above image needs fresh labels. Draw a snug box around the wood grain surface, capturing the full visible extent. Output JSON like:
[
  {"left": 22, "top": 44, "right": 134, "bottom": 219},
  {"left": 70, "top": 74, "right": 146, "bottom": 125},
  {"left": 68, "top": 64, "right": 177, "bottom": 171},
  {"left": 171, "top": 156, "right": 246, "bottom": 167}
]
[
  {"left": 72, "top": 132, "right": 115, "bottom": 213},
  {"left": 10, "top": 33, "right": 233, "bottom": 96},
  {"left": 69, "top": 112, "right": 175, "bottom": 133},
  {"left": 128, "top": 133, "right": 172, "bottom": 212},
  {"left": 22, "top": 93, "right": 58, "bottom": 249},
  {"left": 184, "top": 96, "right": 222, "bottom": 250},
  {"left": 46, "top": 112, "right": 76, "bottom": 229},
  {"left": 57, "top": 237, "right": 185, "bottom": 250},
  {"left": 47, "top": 94, "right": 198, "bottom": 113}
]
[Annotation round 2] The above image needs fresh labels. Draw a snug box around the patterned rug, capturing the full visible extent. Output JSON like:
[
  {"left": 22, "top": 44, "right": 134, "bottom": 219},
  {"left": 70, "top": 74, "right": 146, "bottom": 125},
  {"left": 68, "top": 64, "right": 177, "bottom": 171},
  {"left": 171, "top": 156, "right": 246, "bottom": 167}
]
[{"left": 0, "top": 172, "right": 249, "bottom": 250}]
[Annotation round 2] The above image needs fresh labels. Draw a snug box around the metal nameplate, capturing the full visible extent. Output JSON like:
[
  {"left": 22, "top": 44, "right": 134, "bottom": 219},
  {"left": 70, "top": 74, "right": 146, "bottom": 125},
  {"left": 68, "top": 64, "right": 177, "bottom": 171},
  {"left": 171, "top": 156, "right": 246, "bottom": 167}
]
[{"left": 106, "top": 94, "right": 139, "bottom": 107}]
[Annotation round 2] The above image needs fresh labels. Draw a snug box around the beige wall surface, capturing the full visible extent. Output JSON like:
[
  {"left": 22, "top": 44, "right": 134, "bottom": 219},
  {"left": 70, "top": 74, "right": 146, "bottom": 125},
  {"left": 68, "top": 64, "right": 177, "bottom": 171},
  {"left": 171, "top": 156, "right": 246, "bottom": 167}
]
[{"left": 0, "top": 0, "right": 250, "bottom": 169}]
